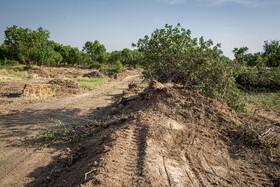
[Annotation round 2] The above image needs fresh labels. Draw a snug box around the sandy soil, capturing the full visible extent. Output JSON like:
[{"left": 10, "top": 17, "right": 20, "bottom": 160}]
[
  {"left": 0, "top": 69, "right": 279, "bottom": 187},
  {"left": 0, "top": 69, "right": 142, "bottom": 186}
]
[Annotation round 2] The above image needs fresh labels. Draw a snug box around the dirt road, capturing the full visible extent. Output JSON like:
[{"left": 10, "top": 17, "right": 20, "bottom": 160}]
[
  {"left": 1, "top": 69, "right": 279, "bottom": 186},
  {"left": 0, "top": 70, "right": 142, "bottom": 186}
]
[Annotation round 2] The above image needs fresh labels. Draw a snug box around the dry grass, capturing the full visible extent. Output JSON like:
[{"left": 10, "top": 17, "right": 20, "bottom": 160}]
[
  {"left": 0, "top": 68, "right": 38, "bottom": 80},
  {"left": 22, "top": 83, "right": 59, "bottom": 100}
]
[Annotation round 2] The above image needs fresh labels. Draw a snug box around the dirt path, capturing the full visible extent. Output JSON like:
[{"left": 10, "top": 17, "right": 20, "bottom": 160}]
[{"left": 0, "top": 70, "right": 142, "bottom": 186}]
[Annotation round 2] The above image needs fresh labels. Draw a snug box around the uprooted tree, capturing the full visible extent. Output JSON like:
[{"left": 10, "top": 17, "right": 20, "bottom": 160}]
[{"left": 133, "top": 23, "right": 244, "bottom": 110}]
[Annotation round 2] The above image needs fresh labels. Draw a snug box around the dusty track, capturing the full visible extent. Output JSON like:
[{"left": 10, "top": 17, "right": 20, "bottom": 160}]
[{"left": 0, "top": 70, "right": 142, "bottom": 186}]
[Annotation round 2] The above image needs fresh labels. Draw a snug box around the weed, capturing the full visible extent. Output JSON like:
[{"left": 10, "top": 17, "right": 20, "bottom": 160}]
[{"left": 24, "top": 118, "right": 102, "bottom": 147}]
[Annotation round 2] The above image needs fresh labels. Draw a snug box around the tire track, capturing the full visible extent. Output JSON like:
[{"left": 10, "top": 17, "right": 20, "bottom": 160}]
[
  {"left": 0, "top": 70, "right": 143, "bottom": 186},
  {"left": 237, "top": 164, "right": 273, "bottom": 186},
  {"left": 96, "top": 124, "right": 149, "bottom": 186}
]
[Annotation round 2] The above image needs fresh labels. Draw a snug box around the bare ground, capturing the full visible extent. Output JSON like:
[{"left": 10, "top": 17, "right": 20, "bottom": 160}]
[
  {"left": 0, "top": 69, "right": 279, "bottom": 187},
  {"left": 0, "top": 69, "right": 142, "bottom": 186},
  {"left": 29, "top": 82, "right": 280, "bottom": 186}
]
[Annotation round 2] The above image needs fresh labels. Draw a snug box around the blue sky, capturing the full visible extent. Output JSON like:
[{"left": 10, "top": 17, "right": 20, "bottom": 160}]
[{"left": 0, "top": 0, "right": 279, "bottom": 58}]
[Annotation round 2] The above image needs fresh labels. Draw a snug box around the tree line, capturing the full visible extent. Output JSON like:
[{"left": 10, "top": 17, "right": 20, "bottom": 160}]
[
  {"left": 0, "top": 25, "right": 142, "bottom": 67},
  {"left": 233, "top": 40, "right": 280, "bottom": 67},
  {"left": 0, "top": 24, "right": 279, "bottom": 110}
]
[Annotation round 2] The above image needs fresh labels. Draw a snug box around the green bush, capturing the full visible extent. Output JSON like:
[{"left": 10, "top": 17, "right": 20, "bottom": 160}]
[
  {"left": 100, "top": 61, "right": 123, "bottom": 73},
  {"left": 237, "top": 66, "right": 280, "bottom": 91},
  {"left": 134, "top": 23, "right": 244, "bottom": 111},
  {"left": 0, "top": 58, "right": 19, "bottom": 68}
]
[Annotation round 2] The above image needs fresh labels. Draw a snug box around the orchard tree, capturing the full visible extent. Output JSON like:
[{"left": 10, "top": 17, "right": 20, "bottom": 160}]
[
  {"left": 263, "top": 40, "right": 280, "bottom": 67},
  {"left": 108, "top": 50, "right": 122, "bottom": 64},
  {"left": 232, "top": 47, "right": 249, "bottom": 63},
  {"left": 133, "top": 23, "right": 243, "bottom": 110},
  {"left": 0, "top": 44, "right": 8, "bottom": 61},
  {"left": 83, "top": 40, "right": 106, "bottom": 62},
  {"left": 3, "top": 25, "right": 60, "bottom": 66}
]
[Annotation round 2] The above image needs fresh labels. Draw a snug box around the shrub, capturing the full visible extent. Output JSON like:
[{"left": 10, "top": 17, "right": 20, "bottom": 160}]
[
  {"left": 237, "top": 66, "right": 280, "bottom": 91},
  {"left": 100, "top": 61, "right": 123, "bottom": 73},
  {"left": 133, "top": 24, "right": 244, "bottom": 111}
]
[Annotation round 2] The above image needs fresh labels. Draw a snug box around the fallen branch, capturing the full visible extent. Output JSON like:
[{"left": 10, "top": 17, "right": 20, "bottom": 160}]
[
  {"left": 120, "top": 87, "right": 153, "bottom": 105},
  {"left": 267, "top": 76, "right": 280, "bottom": 87}
]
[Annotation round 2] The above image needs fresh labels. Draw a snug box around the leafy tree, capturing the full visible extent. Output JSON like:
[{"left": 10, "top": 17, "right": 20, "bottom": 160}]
[
  {"left": 3, "top": 25, "right": 60, "bottom": 66},
  {"left": 121, "top": 48, "right": 132, "bottom": 64},
  {"left": 83, "top": 40, "right": 106, "bottom": 63},
  {"left": 232, "top": 47, "right": 249, "bottom": 63},
  {"left": 134, "top": 23, "right": 243, "bottom": 110},
  {"left": 0, "top": 44, "right": 8, "bottom": 60},
  {"left": 263, "top": 40, "right": 280, "bottom": 67},
  {"left": 108, "top": 50, "right": 123, "bottom": 64},
  {"left": 244, "top": 52, "right": 260, "bottom": 66}
]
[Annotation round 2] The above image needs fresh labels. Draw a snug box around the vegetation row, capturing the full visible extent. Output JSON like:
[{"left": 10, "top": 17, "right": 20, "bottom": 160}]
[{"left": 0, "top": 24, "right": 279, "bottom": 111}]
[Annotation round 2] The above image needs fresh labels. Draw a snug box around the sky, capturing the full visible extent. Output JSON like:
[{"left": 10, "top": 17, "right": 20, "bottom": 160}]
[{"left": 0, "top": 0, "right": 279, "bottom": 59}]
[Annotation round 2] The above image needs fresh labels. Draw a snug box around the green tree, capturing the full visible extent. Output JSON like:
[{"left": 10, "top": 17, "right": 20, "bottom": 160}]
[
  {"left": 134, "top": 23, "right": 243, "bottom": 110},
  {"left": 82, "top": 40, "right": 106, "bottom": 63},
  {"left": 0, "top": 44, "right": 8, "bottom": 60},
  {"left": 108, "top": 50, "right": 123, "bottom": 64},
  {"left": 3, "top": 25, "right": 60, "bottom": 66},
  {"left": 263, "top": 40, "right": 280, "bottom": 67},
  {"left": 232, "top": 47, "right": 249, "bottom": 63}
]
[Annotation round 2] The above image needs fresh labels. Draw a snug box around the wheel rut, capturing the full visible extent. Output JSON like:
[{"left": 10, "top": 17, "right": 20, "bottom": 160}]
[{"left": 94, "top": 124, "right": 149, "bottom": 186}]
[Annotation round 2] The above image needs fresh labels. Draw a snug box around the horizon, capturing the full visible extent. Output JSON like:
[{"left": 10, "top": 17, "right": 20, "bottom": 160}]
[{"left": 0, "top": 0, "right": 279, "bottom": 59}]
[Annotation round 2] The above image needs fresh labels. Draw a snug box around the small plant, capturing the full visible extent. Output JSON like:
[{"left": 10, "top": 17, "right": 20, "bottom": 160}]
[
  {"left": 24, "top": 118, "right": 102, "bottom": 147},
  {"left": 24, "top": 118, "right": 76, "bottom": 146}
]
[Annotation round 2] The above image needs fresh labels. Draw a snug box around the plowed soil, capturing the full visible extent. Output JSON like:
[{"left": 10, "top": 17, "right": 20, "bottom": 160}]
[
  {"left": 0, "top": 69, "right": 142, "bottom": 186},
  {"left": 0, "top": 70, "right": 279, "bottom": 187},
  {"left": 30, "top": 82, "right": 280, "bottom": 186}
]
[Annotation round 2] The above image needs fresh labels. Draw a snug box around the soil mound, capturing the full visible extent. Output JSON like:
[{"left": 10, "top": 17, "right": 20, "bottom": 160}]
[
  {"left": 48, "top": 79, "right": 81, "bottom": 95},
  {"left": 34, "top": 81, "right": 276, "bottom": 186},
  {"left": 22, "top": 83, "right": 59, "bottom": 100},
  {"left": 0, "top": 82, "right": 26, "bottom": 97},
  {"left": 83, "top": 71, "right": 105, "bottom": 78},
  {"left": 21, "top": 79, "right": 81, "bottom": 100},
  {"left": 48, "top": 79, "right": 80, "bottom": 89},
  {"left": 28, "top": 68, "right": 50, "bottom": 78}
]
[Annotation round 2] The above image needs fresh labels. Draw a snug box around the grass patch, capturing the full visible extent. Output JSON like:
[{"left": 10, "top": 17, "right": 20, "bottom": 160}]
[
  {"left": 13, "top": 71, "right": 29, "bottom": 79},
  {"left": 241, "top": 91, "right": 280, "bottom": 113},
  {"left": 24, "top": 118, "right": 76, "bottom": 147},
  {"left": 72, "top": 77, "right": 109, "bottom": 89},
  {"left": 0, "top": 69, "right": 28, "bottom": 80},
  {"left": 0, "top": 68, "right": 38, "bottom": 80},
  {"left": 0, "top": 64, "right": 38, "bottom": 80},
  {"left": 24, "top": 118, "right": 101, "bottom": 148}
]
